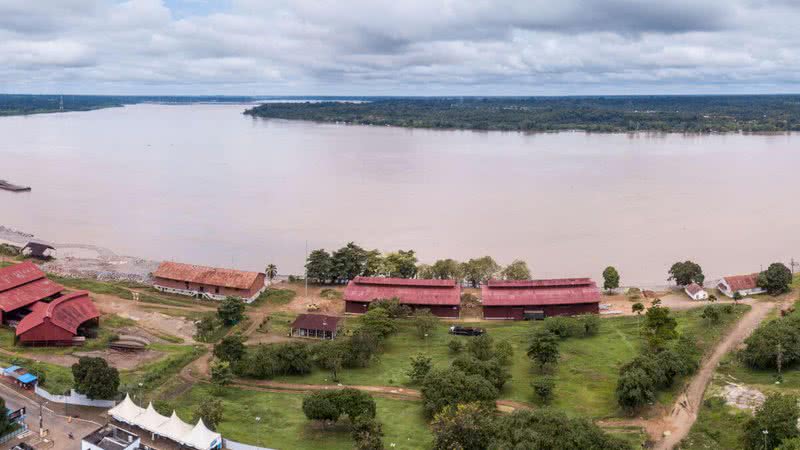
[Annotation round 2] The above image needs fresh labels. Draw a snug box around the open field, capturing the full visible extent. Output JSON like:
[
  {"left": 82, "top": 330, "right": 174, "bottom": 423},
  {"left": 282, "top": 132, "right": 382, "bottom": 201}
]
[{"left": 170, "top": 384, "right": 432, "bottom": 450}]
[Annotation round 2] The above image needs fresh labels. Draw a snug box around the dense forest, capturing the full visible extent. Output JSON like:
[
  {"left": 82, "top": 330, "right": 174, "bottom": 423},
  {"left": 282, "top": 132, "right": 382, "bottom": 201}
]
[
  {"left": 244, "top": 96, "right": 800, "bottom": 133},
  {"left": 0, "top": 94, "right": 258, "bottom": 116}
]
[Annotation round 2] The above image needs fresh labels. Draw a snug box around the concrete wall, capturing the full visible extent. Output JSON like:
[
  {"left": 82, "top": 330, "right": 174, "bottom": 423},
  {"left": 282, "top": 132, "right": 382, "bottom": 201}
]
[
  {"left": 35, "top": 386, "right": 117, "bottom": 408},
  {"left": 345, "top": 301, "right": 460, "bottom": 318}
]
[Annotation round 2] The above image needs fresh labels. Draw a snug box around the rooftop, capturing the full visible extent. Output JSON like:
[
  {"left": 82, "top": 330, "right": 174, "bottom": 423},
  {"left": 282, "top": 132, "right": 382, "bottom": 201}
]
[
  {"left": 83, "top": 424, "right": 138, "bottom": 450},
  {"left": 153, "top": 261, "right": 263, "bottom": 290},
  {"left": 0, "top": 262, "right": 64, "bottom": 312},
  {"left": 481, "top": 277, "right": 601, "bottom": 306},
  {"left": 291, "top": 314, "right": 341, "bottom": 332},
  {"left": 344, "top": 277, "right": 461, "bottom": 306},
  {"left": 723, "top": 273, "right": 760, "bottom": 292},
  {"left": 16, "top": 291, "right": 99, "bottom": 336}
]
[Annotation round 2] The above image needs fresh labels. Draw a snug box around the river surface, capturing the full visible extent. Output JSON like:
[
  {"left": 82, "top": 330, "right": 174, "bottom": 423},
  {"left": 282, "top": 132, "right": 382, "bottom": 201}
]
[{"left": 1, "top": 103, "right": 798, "bottom": 285}]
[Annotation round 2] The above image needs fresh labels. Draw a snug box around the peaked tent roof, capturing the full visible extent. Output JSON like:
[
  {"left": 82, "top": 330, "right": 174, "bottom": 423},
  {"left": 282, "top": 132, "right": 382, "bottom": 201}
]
[
  {"left": 722, "top": 274, "right": 760, "bottom": 292},
  {"left": 16, "top": 291, "right": 100, "bottom": 336},
  {"left": 108, "top": 394, "right": 146, "bottom": 425},
  {"left": 186, "top": 419, "right": 222, "bottom": 450},
  {"left": 138, "top": 403, "right": 169, "bottom": 432},
  {"left": 344, "top": 277, "right": 461, "bottom": 306},
  {"left": 481, "top": 278, "right": 601, "bottom": 306},
  {"left": 158, "top": 411, "right": 194, "bottom": 444},
  {"left": 154, "top": 261, "right": 263, "bottom": 290}
]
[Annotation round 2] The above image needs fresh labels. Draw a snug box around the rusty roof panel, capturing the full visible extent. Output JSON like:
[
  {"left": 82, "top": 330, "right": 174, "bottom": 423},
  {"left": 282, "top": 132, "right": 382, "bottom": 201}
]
[
  {"left": 344, "top": 277, "right": 461, "bottom": 306},
  {"left": 0, "top": 262, "right": 46, "bottom": 292},
  {"left": 0, "top": 277, "right": 64, "bottom": 312},
  {"left": 723, "top": 274, "right": 760, "bottom": 291},
  {"left": 16, "top": 291, "right": 99, "bottom": 336},
  {"left": 291, "top": 314, "right": 341, "bottom": 332},
  {"left": 481, "top": 278, "right": 600, "bottom": 306},
  {"left": 153, "top": 261, "right": 263, "bottom": 290}
]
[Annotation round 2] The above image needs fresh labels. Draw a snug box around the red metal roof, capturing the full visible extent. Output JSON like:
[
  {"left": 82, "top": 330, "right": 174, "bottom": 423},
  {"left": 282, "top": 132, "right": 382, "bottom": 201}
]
[
  {"left": 685, "top": 283, "right": 704, "bottom": 295},
  {"left": 16, "top": 291, "right": 100, "bottom": 336},
  {"left": 344, "top": 277, "right": 461, "bottom": 306},
  {"left": 291, "top": 314, "right": 341, "bottom": 332},
  {"left": 0, "top": 262, "right": 64, "bottom": 312},
  {"left": 481, "top": 278, "right": 600, "bottom": 306},
  {"left": 153, "top": 261, "right": 263, "bottom": 290},
  {"left": 723, "top": 274, "right": 760, "bottom": 292}
]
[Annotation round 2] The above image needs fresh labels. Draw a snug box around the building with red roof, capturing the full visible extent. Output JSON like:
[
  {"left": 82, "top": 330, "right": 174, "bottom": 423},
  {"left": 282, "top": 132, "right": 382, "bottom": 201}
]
[
  {"left": 291, "top": 314, "right": 342, "bottom": 340},
  {"left": 344, "top": 277, "right": 461, "bottom": 318},
  {"left": 16, "top": 291, "right": 100, "bottom": 346},
  {"left": 0, "top": 262, "right": 64, "bottom": 323},
  {"left": 481, "top": 278, "right": 600, "bottom": 320},
  {"left": 153, "top": 261, "right": 266, "bottom": 303},
  {"left": 717, "top": 273, "right": 766, "bottom": 298}
]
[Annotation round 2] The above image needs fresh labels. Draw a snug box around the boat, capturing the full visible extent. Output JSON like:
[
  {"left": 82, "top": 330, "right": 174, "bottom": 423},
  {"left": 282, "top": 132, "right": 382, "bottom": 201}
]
[{"left": 0, "top": 180, "right": 31, "bottom": 192}]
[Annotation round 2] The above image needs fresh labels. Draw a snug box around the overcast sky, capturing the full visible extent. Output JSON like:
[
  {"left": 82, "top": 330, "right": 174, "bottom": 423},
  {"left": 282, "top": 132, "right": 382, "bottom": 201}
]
[{"left": 2, "top": 0, "right": 799, "bottom": 95}]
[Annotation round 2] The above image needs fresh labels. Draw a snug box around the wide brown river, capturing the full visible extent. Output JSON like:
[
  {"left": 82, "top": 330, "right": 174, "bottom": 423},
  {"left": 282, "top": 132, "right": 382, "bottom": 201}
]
[{"left": 1, "top": 103, "right": 798, "bottom": 285}]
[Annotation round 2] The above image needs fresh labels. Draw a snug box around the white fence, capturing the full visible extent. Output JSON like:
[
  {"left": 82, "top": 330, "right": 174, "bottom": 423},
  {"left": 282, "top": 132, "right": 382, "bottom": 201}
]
[
  {"left": 34, "top": 385, "right": 117, "bottom": 408},
  {"left": 224, "top": 439, "right": 277, "bottom": 450}
]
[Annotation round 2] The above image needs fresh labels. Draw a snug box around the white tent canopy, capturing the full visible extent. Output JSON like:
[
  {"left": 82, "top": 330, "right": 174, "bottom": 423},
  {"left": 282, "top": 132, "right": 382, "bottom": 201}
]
[{"left": 108, "top": 394, "right": 222, "bottom": 450}]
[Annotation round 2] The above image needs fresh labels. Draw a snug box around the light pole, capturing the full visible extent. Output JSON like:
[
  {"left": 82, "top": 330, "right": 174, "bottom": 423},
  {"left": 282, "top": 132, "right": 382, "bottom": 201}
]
[
  {"left": 255, "top": 416, "right": 261, "bottom": 447},
  {"left": 763, "top": 429, "right": 769, "bottom": 450}
]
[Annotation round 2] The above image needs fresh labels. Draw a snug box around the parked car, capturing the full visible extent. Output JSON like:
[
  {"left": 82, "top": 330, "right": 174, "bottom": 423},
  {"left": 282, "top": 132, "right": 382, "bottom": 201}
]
[{"left": 448, "top": 326, "right": 485, "bottom": 336}]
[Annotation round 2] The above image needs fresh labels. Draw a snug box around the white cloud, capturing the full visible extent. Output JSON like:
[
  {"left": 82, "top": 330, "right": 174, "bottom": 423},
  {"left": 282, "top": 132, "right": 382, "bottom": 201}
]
[{"left": 1, "top": 0, "right": 800, "bottom": 94}]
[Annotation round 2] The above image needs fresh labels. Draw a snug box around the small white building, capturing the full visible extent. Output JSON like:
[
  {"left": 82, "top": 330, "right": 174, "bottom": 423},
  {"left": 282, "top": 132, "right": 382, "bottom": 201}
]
[
  {"left": 82, "top": 424, "right": 140, "bottom": 450},
  {"left": 717, "top": 274, "right": 766, "bottom": 298},
  {"left": 685, "top": 283, "right": 708, "bottom": 301}
]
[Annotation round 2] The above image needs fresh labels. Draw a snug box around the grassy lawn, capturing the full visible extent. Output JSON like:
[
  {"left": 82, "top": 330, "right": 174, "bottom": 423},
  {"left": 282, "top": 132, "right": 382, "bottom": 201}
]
[
  {"left": 171, "top": 384, "right": 432, "bottom": 450},
  {"left": 680, "top": 397, "right": 750, "bottom": 449},
  {"left": 250, "top": 288, "right": 297, "bottom": 308},
  {"left": 269, "top": 305, "right": 748, "bottom": 419}
]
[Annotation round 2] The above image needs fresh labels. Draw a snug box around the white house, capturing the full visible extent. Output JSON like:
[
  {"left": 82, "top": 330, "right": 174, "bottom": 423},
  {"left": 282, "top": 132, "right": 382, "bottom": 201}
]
[
  {"left": 684, "top": 283, "right": 708, "bottom": 301},
  {"left": 717, "top": 273, "right": 766, "bottom": 298}
]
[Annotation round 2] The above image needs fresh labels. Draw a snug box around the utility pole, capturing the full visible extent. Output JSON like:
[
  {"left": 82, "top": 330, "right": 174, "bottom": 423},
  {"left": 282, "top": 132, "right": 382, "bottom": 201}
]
[
  {"left": 790, "top": 258, "right": 798, "bottom": 275},
  {"left": 304, "top": 240, "right": 308, "bottom": 298}
]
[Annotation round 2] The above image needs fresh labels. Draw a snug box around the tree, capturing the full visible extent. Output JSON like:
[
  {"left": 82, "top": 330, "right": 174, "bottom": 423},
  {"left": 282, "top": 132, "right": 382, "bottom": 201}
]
[
  {"left": 383, "top": 250, "right": 418, "bottom": 278},
  {"left": 351, "top": 416, "right": 384, "bottom": 450},
  {"left": 461, "top": 257, "right": 500, "bottom": 287},
  {"left": 602, "top": 266, "right": 620, "bottom": 291},
  {"left": 701, "top": 304, "right": 721, "bottom": 324},
  {"left": 421, "top": 369, "right": 498, "bottom": 418},
  {"left": 668, "top": 261, "right": 705, "bottom": 286},
  {"left": 501, "top": 260, "right": 531, "bottom": 280},
  {"left": 369, "top": 298, "right": 412, "bottom": 318},
  {"left": 360, "top": 308, "right": 398, "bottom": 338},
  {"left": 314, "top": 340, "right": 346, "bottom": 382},
  {"left": 494, "top": 340, "right": 514, "bottom": 366},
  {"left": 210, "top": 360, "right": 233, "bottom": 390},
  {"left": 431, "top": 403, "right": 496, "bottom": 450},
  {"left": 777, "top": 438, "right": 800, "bottom": 450},
  {"left": 303, "top": 391, "right": 340, "bottom": 423},
  {"left": 265, "top": 263, "right": 278, "bottom": 283},
  {"left": 416, "top": 264, "right": 435, "bottom": 279},
  {"left": 643, "top": 305, "right": 678, "bottom": 350},
  {"left": 527, "top": 330, "right": 560, "bottom": 370},
  {"left": 217, "top": 297, "right": 245, "bottom": 325},
  {"left": 733, "top": 291, "right": 743, "bottom": 303},
  {"left": 743, "top": 394, "right": 800, "bottom": 450},
  {"left": 758, "top": 262, "right": 793, "bottom": 295},
  {"left": 531, "top": 376, "right": 555, "bottom": 404},
  {"left": 489, "top": 409, "right": 631, "bottom": 449},
  {"left": 468, "top": 333, "right": 495, "bottom": 361},
  {"left": 452, "top": 356, "right": 511, "bottom": 390},
  {"left": 72, "top": 357, "right": 120, "bottom": 400},
  {"left": 740, "top": 316, "right": 800, "bottom": 369},
  {"left": 331, "top": 242, "right": 369, "bottom": 282},
  {"left": 0, "top": 397, "right": 11, "bottom": 435},
  {"left": 431, "top": 259, "right": 463, "bottom": 280},
  {"left": 362, "top": 250, "right": 385, "bottom": 277},
  {"left": 194, "top": 315, "right": 217, "bottom": 342},
  {"left": 344, "top": 330, "right": 381, "bottom": 368},
  {"left": 407, "top": 353, "right": 433, "bottom": 384},
  {"left": 305, "top": 249, "right": 334, "bottom": 284},
  {"left": 213, "top": 334, "right": 246, "bottom": 362},
  {"left": 193, "top": 396, "right": 224, "bottom": 431},
  {"left": 578, "top": 314, "right": 601, "bottom": 336},
  {"left": 632, "top": 302, "right": 645, "bottom": 334},
  {"left": 616, "top": 367, "right": 655, "bottom": 411},
  {"left": 271, "top": 342, "right": 314, "bottom": 375},
  {"left": 302, "top": 389, "right": 377, "bottom": 424},
  {"left": 412, "top": 309, "right": 437, "bottom": 339},
  {"left": 448, "top": 339, "right": 464, "bottom": 354}
]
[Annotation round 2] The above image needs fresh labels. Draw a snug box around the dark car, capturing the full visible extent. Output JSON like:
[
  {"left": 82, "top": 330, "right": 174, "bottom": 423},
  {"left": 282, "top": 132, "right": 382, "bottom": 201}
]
[{"left": 448, "top": 326, "right": 485, "bottom": 336}]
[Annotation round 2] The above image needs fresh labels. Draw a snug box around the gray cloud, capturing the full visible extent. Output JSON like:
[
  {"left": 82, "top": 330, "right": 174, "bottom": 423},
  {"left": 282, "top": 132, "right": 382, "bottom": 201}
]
[{"left": 0, "top": 0, "right": 799, "bottom": 94}]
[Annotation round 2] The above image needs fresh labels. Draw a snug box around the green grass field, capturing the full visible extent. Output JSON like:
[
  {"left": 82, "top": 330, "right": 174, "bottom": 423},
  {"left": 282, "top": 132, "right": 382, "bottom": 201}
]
[
  {"left": 170, "top": 384, "right": 432, "bottom": 450},
  {"left": 681, "top": 397, "right": 750, "bottom": 449},
  {"left": 268, "top": 305, "right": 748, "bottom": 419}
]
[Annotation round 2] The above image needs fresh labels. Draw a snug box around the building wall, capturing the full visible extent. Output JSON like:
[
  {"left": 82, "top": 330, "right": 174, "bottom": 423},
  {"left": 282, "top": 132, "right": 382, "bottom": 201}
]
[
  {"left": 345, "top": 301, "right": 370, "bottom": 314},
  {"left": 345, "top": 301, "right": 459, "bottom": 318},
  {"left": 154, "top": 275, "right": 265, "bottom": 299},
  {"left": 483, "top": 302, "right": 599, "bottom": 320},
  {"left": 18, "top": 320, "right": 74, "bottom": 344}
]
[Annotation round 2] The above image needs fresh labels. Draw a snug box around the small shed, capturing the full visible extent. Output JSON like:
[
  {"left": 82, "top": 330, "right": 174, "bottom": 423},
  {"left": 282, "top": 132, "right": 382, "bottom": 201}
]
[
  {"left": 684, "top": 283, "right": 708, "bottom": 301},
  {"left": 21, "top": 242, "right": 56, "bottom": 260},
  {"left": 291, "top": 314, "right": 342, "bottom": 340}
]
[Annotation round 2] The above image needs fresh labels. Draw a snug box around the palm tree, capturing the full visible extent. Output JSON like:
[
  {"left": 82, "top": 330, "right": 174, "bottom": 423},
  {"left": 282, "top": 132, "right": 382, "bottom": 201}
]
[{"left": 265, "top": 264, "right": 278, "bottom": 284}]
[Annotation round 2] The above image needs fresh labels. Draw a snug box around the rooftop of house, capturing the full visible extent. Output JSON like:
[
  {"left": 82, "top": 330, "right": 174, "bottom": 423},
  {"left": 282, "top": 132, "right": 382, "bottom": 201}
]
[{"left": 83, "top": 424, "right": 138, "bottom": 450}]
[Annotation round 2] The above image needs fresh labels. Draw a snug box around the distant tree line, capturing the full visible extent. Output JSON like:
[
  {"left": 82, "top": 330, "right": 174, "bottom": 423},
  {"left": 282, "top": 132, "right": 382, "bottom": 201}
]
[
  {"left": 244, "top": 96, "right": 800, "bottom": 133},
  {"left": 303, "top": 241, "right": 531, "bottom": 285},
  {"left": 0, "top": 94, "right": 258, "bottom": 116}
]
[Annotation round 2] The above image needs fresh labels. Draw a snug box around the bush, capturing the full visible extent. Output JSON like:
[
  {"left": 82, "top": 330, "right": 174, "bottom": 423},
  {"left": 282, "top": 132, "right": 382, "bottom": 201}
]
[
  {"left": 431, "top": 403, "right": 495, "bottom": 450},
  {"left": 467, "top": 334, "right": 494, "bottom": 361},
  {"left": 490, "top": 409, "right": 632, "bottom": 449},
  {"left": 494, "top": 340, "right": 514, "bottom": 366},
  {"left": 236, "top": 342, "right": 314, "bottom": 378},
  {"left": 743, "top": 394, "right": 800, "bottom": 450},
  {"left": 543, "top": 316, "right": 583, "bottom": 339},
  {"left": 448, "top": 339, "right": 464, "bottom": 354},
  {"left": 302, "top": 388, "right": 377, "bottom": 424},
  {"left": 577, "top": 314, "right": 601, "bottom": 336},
  {"left": 527, "top": 330, "right": 560, "bottom": 370},
  {"left": 368, "top": 298, "right": 411, "bottom": 318},
  {"left": 740, "top": 316, "right": 800, "bottom": 369},
  {"left": 360, "top": 308, "right": 398, "bottom": 338},
  {"left": 351, "top": 416, "right": 384, "bottom": 450},
  {"left": 531, "top": 376, "right": 555, "bottom": 404},
  {"left": 616, "top": 367, "right": 655, "bottom": 411},
  {"left": 452, "top": 356, "right": 511, "bottom": 390},
  {"left": 420, "top": 369, "right": 498, "bottom": 418},
  {"left": 701, "top": 304, "right": 721, "bottom": 324},
  {"left": 407, "top": 354, "right": 433, "bottom": 384}
]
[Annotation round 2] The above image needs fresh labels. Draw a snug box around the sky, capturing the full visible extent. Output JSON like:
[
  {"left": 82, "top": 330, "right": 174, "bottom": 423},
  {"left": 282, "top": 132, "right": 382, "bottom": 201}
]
[{"left": 1, "top": 0, "right": 799, "bottom": 95}]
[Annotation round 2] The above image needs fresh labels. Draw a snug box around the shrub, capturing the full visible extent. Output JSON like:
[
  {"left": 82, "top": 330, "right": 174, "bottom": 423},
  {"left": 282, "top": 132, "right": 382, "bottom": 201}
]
[
  {"left": 431, "top": 403, "right": 495, "bottom": 450},
  {"left": 368, "top": 298, "right": 412, "bottom": 318},
  {"left": 743, "top": 394, "right": 800, "bottom": 450},
  {"left": 577, "top": 314, "right": 601, "bottom": 336},
  {"left": 452, "top": 356, "right": 511, "bottom": 390},
  {"left": 467, "top": 334, "right": 494, "bottom": 361},
  {"left": 616, "top": 367, "right": 655, "bottom": 411},
  {"left": 421, "top": 369, "right": 498, "bottom": 418},
  {"left": 531, "top": 376, "right": 555, "bottom": 404},
  {"left": 407, "top": 354, "right": 433, "bottom": 384},
  {"left": 494, "top": 340, "right": 514, "bottom": 366},
  {"left": 527, "top": 330, "right": 560, "bottom": 370},
  {"left": 543, "top": 316, "right": 582, "bottom": 338},
  {"left": 448, "top": 339, "right": 464, "bottom": 354}
]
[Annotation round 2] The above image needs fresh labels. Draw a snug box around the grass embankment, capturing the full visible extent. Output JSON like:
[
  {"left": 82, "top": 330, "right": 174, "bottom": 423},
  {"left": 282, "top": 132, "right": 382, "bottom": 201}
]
[
  {"left": 267, "top": 305, "right": 748, "bottom": 419},
  {"left": 249, "top": 288, "right": 297, "bottom": 308},
  {"left": 170, "top": 384, "right": 431, "bottom": 450}
]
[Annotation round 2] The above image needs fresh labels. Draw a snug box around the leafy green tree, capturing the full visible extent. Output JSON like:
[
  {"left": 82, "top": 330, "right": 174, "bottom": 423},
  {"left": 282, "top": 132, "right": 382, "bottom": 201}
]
[
  {"left": 489, "top": 409, "right": 631, "bottom": 449},
  {"left": 431, "top": 259, "right": 463, "bottom": 280},
  {"left": 302, "top": 391, "right": 340, "bottom": 423},
  {"left": 0, "top": 397, "right": 11, "bottom": 434},
  {"left": 407, "top": 353, "right": 433, "bottom": 384},
  {"left": 362, "top": 250, "right": 385, "bottom": 277},
  {"left": 344, "top": 330, "right": 381, "bottom": 368},
  {"left": 265, "top": 264, "right": 278, "bottom": 283},
  {"left": 416, "top": 264, "right": 435, "bottom": 279},
  {"left": 72, "top": 357, "right": 120, "bottom": 400},
  {"left": 602, "top": 266, "right": 620, "bottom": 291},
  {"left": 740, "top": 316, "right": 800, "bottom": 369},
  {"left": 421, "top": 369, "right": 498, "bottom": 418},
  {"left": 351, "top": 416, "right": 384, "bottom": 450},
  {"left": 527, "top": 330, "right": 560, "bottom": 370},
  {"left": 383, "top": 250, "right": 418, "bottom": 278},
  {"left": 217, "top": 297, "right": 245, "bottom": 325},
  {"left": 494, "top": 340, "right": 514, "bottom": 366},
  {"left": 632, "top": 302, "right": 645, "bottom": 333},
  {"left": 314, "top": 340, "right": 346, "bottom": 381},
  {"left": 331, "top": 242, "right": 369, "bottom": 282},
  {"left": 302, "top": 389, "right": 377, "bottom": 424},
  {"left": 668, "top": 261, "right": 705, "bottom": 286},
  {"left": 531, "top": 376, "right": 555, "bottom": 404},
  {"left": 578, "top": 314, "right": 601, "bottom": 336},
  {"left": 758, "top": 262, "right": 793, "bottom": 295},
  {"left": 777, "top": 437, "right": 800, "bottom": 450},
  {"left": 452, "top": 356, "right": 511, "bottom": 390},
  {"left": 412, "top": 309, "right": 437, "bottom": 339},
  {"left": 448, "top": 339, "right": 464, "bottom": 354},
  {"left": 193, "top": 396, "right": 223, "bottom": 431},
  {"left": 743, "top": 394, "right": 800, "bottom": 450},
  {"left": 468, "top": 333, "right": 495, "bottom": 361},
  {"left": 272, "top": 342, "right": 314, "bottom": 375},
  {"left": 643, "top": 305, "right": 678, "bottom": 350},
  {"left": 194, "top": 315, "right": 217, "bottom": 342},
  {"left": 431, "top": 403, "right": 496, "bottom": 450},
  {"left": 501, "top": 260, "right": 531, "bottom": 280},
  {"left": 543, "top": 316, "right": 583, "bottom": 339},
  {"left": 305, "top": 249, "right": 334, "bottom": 283},
  {"left": 360, "top": 308, "right": 398, "bottom": 338},
  {"left": 701, "top": 304, "right": 721, "bottom": 324},
  {"left": 210, "top": 360, "right": 233, "bottom": 391},
  {"left": 213, "top": 334, "right": 246, "bottom": 362},
  {"left": 368, "top": 298, "right": 412, "bottom": 318},
  {"left": 616, "top": 367, "right": 655, "bottom": 411},
  {"left": 461, "top": 256, "right": 500, "bottom": 287}
]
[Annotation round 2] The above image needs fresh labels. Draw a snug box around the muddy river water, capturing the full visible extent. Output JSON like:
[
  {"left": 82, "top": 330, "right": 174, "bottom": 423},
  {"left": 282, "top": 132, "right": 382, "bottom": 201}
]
[{"left": 1, "top": 103, "right": 798, "bottom": 285}]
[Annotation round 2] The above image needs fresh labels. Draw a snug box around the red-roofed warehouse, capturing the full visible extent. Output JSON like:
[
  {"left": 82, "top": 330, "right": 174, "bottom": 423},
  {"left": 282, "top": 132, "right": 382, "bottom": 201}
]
[
  {"left": 344, "top": 277, "right": 461, "bottom": 318},
  {"left": 153, "top": 261, "right": 266, "bottom": 303},
  {"left": 0, "top": 262, "right": 64, "bottom": 323},
  {"left": 16, "top": 291, "right": 100, "bottom": 346},
  {"left": 481, "top": 278, "right": 601, "bottom": 320}
]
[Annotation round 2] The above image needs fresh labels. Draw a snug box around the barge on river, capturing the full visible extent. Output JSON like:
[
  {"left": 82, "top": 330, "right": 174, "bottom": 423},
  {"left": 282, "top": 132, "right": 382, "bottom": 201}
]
[{"left": 0, "top": 180, "right": 31, "bottom": 192}]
